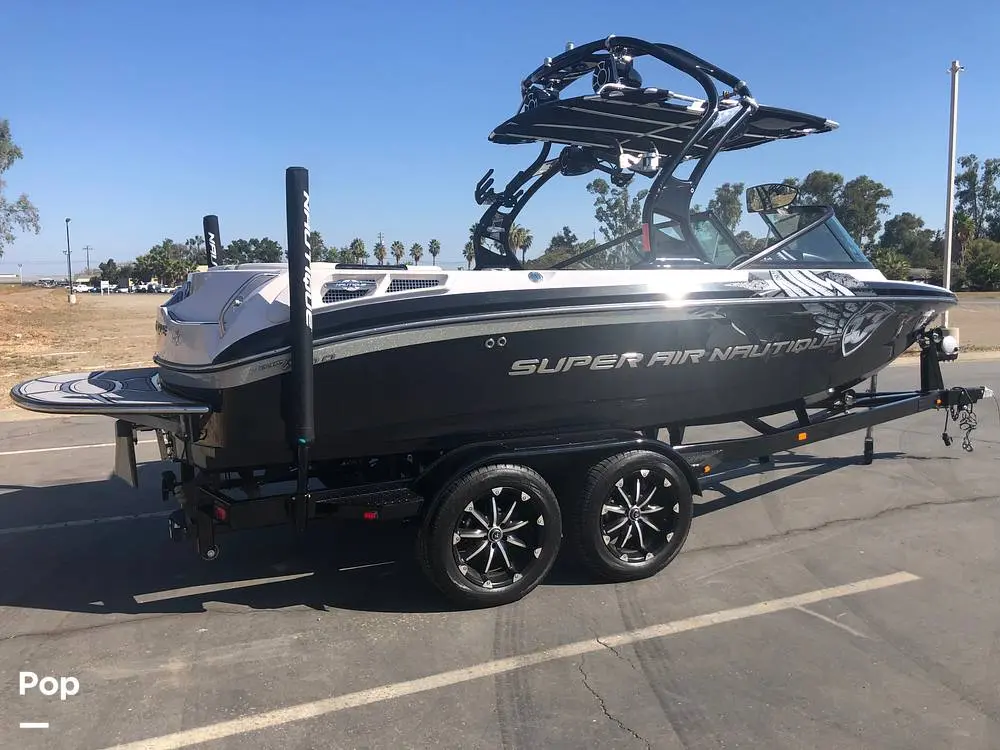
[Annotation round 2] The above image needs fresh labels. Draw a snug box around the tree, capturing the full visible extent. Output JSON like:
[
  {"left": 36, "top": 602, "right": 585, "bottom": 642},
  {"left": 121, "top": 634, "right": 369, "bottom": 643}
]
[
  {"left": 954, "top": 154, "right": 1000, "bottom": 240},
  {"left": 507, "top": 224, "right": 533, "bottom": 264},
  {"left": 117, "top": 261, "right": 135, "bottom": 288},
  {"left": 181, "top": 237, "right": 204, "bottom": 265},
  {"left": 547, "top": 226, "right": 578, "bottom": 252},
  {"left": 409, "top": 242, "right": 423, "bottom": 265},
  {"left": 707, "top": 182, "right": 744, "bottom": 232},
  {"left": 953, "top": 212, "right": 976, "bottom": 266},
  {"left": 463, "top": 240, "right": 475, "bottom": 269},
  {"left": 0, "top": 119, "right": 41, "bottom": 258},
  {"left": 785, "top": 170, "right": 892, "bottom": 251},
  {"left": 734, "top": 230, "right": 768, "bottom": 254},
  {"left": 586, "top": 178, "right": 647, "bottom": 242},
  {"left": 870, "top": 247, "right": 910, "bottom": 281},
  {"left": 428, "top": 238, "right": 441, "bottom": 266},
  {"left": 790, "top": 170, "right": 844, "bottom": 208},
  {"left": 879, "top": 212, "right": 936, "bottom": 264},
  {"left": 390, "top": 240, "right": 405, "bottom": 265},
  {"left": 837, "top": 176, "right": 893, "bottom": 249},
  {"left": 373, "top": 240, "right": 387, "bottom": 265},
  {"left": 348, "top": 237, "right": 367, "bottom": 264},
  {"left": 222, "top": 237, "right": 283, "bottom": 264},
  {"left": 963, "top": 239, "right": 1000, "bottom": 291},
  {"left": 98, "top": 258, "right": 119, "bottom": 282},
  {"left": 308, "top": 230, "right": 327, "bottom": 261},
  {"left": 133, "top": 238, "right": 197, "bottom": 285}
]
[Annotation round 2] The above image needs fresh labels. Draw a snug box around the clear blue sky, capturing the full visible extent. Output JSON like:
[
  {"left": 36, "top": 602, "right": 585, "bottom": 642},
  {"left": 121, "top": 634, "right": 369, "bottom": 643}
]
[{"left": 3, "top": 0, "right": 999, "bottom": 276}]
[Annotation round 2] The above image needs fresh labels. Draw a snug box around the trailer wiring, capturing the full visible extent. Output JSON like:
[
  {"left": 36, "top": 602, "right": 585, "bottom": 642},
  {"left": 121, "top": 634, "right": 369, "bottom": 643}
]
[{"left": 941, "top": 386, "right": 995, "bottom": 452}]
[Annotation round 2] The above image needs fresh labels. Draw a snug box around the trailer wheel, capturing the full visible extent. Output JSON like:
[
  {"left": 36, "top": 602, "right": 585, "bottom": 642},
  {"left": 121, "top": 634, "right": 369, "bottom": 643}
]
[
  {"left": 417, "top": 464, "right": 562, "bottom": 607},
  {"left": 567, "top": 450, "right": 692, "bottom": 582}
]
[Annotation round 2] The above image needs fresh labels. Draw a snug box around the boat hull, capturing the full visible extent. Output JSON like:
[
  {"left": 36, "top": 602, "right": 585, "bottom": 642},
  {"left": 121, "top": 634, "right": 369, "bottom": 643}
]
[{"left": 167, "top": 293, "right": 946, "bottom": 470}]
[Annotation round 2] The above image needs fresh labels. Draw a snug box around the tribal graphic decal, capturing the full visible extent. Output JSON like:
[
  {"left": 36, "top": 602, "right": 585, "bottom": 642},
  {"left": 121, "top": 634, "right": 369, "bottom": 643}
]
[{"left": 726, "top": 269, "right": 876, "bottom": 298}]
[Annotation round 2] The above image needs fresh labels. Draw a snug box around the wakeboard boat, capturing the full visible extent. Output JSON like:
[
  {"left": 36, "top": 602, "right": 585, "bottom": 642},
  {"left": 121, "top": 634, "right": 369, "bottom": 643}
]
[{"left": 9, "top": 36, "right": 990, "bottom": 607}]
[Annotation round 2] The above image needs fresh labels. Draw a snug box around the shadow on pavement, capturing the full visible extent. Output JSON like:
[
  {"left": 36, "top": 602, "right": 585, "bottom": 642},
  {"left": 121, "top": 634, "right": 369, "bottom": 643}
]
[{"left": 0, "top": 449, "right": 955, "bottom": 621}]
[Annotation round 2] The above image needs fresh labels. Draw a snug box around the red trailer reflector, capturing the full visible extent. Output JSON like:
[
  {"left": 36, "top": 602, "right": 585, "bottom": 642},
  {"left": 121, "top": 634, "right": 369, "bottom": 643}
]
[{"left": 363, "top": 510, "right": 379, "bottom": 521}]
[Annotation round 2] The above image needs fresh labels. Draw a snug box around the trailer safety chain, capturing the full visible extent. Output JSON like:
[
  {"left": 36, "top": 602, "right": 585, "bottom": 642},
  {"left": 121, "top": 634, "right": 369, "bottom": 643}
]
[{"left": 941, "top": 388, "right": 980, "bottom": 453}]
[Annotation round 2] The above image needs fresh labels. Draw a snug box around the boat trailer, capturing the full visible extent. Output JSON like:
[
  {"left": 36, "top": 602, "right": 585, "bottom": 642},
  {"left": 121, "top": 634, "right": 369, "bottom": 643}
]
[{"left": 99, "top": 166, "right": 994, "bottom": 607}]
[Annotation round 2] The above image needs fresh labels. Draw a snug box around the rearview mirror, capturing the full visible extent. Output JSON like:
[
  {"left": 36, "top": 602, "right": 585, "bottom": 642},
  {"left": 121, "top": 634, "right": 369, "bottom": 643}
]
[{"left": 746, "top": 183, "right": 798, "bottom": 213}]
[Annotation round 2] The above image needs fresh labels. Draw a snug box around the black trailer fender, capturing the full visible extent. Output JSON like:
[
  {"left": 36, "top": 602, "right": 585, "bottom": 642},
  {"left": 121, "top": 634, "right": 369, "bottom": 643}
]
[{"left": 412, "top": 431, "right": 703, "bottom": 521}]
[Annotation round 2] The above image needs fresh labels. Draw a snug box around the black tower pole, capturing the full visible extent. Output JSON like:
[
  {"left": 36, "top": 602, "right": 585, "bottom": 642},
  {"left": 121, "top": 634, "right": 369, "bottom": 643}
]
[
  {"left": 203, "top": 215, "right": 222, "bottom": 267},
  {"left": 285, "top": 167, "right": 315, "bottom": 529}
]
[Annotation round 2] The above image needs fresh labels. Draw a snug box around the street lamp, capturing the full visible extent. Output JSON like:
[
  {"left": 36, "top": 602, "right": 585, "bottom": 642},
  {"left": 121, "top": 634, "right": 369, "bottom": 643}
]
[
  {"left": 65, "top": 217, "right": 76, "bottom": 305},
  {"left": 942, "top": 60, "right": 963, "bottom": 330}
]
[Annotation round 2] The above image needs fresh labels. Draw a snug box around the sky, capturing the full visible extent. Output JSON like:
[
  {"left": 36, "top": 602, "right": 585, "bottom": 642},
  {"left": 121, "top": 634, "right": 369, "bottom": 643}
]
[{"left": 3, "top": 0, "right": 999, "bottom": 277}]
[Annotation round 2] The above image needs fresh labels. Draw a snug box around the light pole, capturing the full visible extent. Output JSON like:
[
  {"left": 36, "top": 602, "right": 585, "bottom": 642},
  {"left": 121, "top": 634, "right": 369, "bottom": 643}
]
[
  {"left": 65, "top": 217, "right": 76, "bottom": 304},
  {"left": 942, "top": 59, "right": 963, "bottom": 328}
]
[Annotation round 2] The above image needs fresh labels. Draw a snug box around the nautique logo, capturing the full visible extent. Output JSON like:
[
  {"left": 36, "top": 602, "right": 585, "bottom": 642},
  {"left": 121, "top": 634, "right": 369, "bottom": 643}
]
[
  {"left": 841, "top": 302, "right": 894, "bottom": 356},
  {"left": 207, "top": 232, "right": 217, "bottom": 265},
  {"left": 508, "top": 334, "right": 843, "bottom": 376},
  {"left": 302, "top": 189, "right": 313, "bottom": 331}
]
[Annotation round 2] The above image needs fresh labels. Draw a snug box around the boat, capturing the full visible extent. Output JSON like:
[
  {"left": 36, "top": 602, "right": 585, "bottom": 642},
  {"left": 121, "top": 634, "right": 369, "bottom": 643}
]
[{"left": 8, "top": 36, "right": 990, "bottom": 607}]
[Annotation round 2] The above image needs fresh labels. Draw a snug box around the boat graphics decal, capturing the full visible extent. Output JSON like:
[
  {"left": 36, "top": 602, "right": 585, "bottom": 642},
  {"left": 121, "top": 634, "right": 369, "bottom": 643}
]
[
  {"left": 726, "top": 269, "right": 875, "bottom": 298},
  {"left": 508, "top": 334, "right": 843, "bottom": 376}
]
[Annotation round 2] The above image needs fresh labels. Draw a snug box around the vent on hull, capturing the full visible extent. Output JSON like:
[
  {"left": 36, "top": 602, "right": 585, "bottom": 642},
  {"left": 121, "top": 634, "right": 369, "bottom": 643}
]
[
  {"left": 321, "top": 278, "right": 379, "bottom": 304},
  {"left": 387, "top": 278, "right": 441, "bottom": 292}
]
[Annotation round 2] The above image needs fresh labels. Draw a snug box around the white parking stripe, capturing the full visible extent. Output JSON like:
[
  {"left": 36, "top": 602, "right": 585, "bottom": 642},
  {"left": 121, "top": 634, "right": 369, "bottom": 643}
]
[
  {"left": 134, "top": 573, "right": 315, "bottom": 604},
  {"left": 98, "top": 571, "right": 920, "bottom": 750},
  {"left": 0, "top": 439, "right": 157, "bottom": 458}
]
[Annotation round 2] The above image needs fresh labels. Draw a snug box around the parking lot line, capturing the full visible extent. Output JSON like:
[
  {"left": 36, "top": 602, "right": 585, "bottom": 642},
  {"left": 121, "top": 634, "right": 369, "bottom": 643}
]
[
  {"left": 98, "top": 571, "right": 920, "bottom": 750},
  {"left": 133, "top": 573, "right": 316, "bottom": 605},
  {"left": 0, "top": 439, "right": 157, "bottom": 458}
]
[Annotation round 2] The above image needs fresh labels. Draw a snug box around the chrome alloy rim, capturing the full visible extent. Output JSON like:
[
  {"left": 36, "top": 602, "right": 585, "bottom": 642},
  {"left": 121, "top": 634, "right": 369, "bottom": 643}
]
[
  {"left": 600, "top": 469, "right": 679, "bottom": 563},
  {"left": 452, "top": 486, "right": 547, "bottom": 590}
]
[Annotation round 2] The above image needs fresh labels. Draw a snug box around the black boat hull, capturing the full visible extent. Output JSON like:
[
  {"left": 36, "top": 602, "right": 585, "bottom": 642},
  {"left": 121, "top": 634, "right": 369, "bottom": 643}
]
[{"left": 173, "top": 294, "right": 944, "bottom": 470}]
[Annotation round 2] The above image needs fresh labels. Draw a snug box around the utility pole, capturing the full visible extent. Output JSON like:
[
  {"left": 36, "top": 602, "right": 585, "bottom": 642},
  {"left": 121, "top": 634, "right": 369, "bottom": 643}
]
[
  {"left": 65, "top": 218, "right": 76, "bottom": 304},
  {"left": 83, "top": 244, "right": 93, "bottom": 274},
  {"left": 942, "top": 59, "right": 963, "bottom": 327}
]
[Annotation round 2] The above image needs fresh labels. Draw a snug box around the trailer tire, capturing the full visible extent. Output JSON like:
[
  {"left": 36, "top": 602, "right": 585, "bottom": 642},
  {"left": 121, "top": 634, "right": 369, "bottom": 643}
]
[
  {"left": 567, "top": 450, "right": 692, "bottom": 582},
  {"left": 417, "top": 463, "right": 562, "bottom": 608}
]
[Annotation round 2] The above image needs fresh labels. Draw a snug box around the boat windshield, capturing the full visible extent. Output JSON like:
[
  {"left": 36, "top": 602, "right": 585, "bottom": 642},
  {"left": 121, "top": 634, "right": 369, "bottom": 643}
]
[
  {"left": 552, "top": 212, "right": 740, "bottom": 270},
  {"left": 744, "top": 207, "right": 873, "bottom": 268},
  {"left": 542, "top": 204, "right": 872, "bottom": 271}
]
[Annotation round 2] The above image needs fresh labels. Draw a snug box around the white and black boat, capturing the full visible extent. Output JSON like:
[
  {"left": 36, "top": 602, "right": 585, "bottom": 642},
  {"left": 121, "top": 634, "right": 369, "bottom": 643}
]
[{"left": 9, "top": 36, "right": 991, "bottom": 607}]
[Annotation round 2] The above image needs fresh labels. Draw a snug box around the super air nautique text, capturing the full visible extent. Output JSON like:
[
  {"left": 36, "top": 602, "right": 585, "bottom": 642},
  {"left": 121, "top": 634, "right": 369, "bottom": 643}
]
[{"left": 508, "top": 335, "right": 843, "bottom": 376}]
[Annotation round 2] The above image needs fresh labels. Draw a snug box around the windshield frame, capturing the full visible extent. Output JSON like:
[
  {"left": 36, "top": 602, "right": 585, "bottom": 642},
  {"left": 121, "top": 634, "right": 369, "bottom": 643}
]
[{"left": 732, "top": 205, "right": 873, "bottom": 270}]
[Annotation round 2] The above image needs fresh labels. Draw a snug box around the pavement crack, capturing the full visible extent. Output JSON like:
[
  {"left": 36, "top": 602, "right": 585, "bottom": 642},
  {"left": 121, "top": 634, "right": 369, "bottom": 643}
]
[
  {"left": 578, "top": 655, "right": 651, "bottom": 750},
  {"left": 594, "top": 632, "right": 640, "bottom": 672},
  {"left": 692, "top": 492, "right": 998, "bottom": 557}
]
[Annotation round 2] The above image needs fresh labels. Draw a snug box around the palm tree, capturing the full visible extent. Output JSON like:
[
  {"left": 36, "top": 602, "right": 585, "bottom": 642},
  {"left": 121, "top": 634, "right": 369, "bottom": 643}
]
[
  {"left": 348, "top": 237, "right": 367, "bottom": 265},
  {"left": 508, "top": 223, "right": 533, "bottom": 264},
  {"left": 373, "top": 241, "right": 387, "bottom": 265},
  {"left": 463, "top": 241, "right": 476, "bottom": 269},
  {"left": 428, "top": 238, "right": 441, "bottom": 267},
  {"left": 409, "top": 242, "right": 424, "bottom": 265},
  {"left": 390, "top": 240, "right": 405, "bottom": 265}
]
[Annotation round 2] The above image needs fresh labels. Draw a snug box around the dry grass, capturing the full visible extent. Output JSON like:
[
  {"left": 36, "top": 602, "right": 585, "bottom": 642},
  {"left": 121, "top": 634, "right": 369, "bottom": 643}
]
[
  {"left": 1, "top": 285, "right": 998, "bottom": 412},
  {"left": 1, "top": 286, "right": 162, "bottom": 410}
]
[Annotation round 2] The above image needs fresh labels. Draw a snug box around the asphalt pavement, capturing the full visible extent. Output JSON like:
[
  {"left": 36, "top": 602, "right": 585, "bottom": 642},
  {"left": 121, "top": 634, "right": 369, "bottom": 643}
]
[{"left": 1, "top": 359, "right": 998, "bottom": 750}]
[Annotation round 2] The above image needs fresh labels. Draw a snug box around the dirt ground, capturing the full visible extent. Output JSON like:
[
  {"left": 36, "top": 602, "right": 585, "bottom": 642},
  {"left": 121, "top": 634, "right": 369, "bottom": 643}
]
[
  {"left": 1, "top": 286, "right": 998, "bottom": 412},
  {"left": 1, "top": 287, "right": 163, "bottom": 410}
]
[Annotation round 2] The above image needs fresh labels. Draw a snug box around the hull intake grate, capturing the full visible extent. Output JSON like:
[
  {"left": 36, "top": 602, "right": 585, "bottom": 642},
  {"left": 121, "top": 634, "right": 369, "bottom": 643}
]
[{"left": 387, "top": 278, "right": 441, "bottom": 292}]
